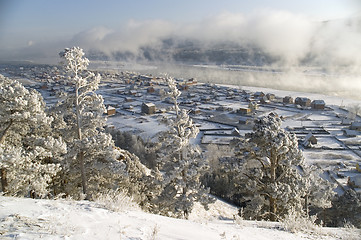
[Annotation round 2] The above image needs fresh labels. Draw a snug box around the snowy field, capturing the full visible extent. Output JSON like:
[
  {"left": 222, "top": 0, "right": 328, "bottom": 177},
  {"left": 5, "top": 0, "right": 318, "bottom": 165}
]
[{"left": 1, "top": 196, "right": 359, "bottom": 240}]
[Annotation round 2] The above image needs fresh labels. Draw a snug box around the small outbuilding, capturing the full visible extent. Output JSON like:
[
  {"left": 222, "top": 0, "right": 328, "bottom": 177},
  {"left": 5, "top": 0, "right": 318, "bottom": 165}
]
[
  {"left": 302, "top": 133, "right": 317, "bottom": 148},
  {"left": 239, "top": 116, "right": 252, "bottom": 125},
  {"left": 343, "top": 129, "right": 359, "bottom": 138},
  {"left": 142, "top": 102, "right": 156, "bottom": 114},
  {"left": 350, "top": 121, "right": 361, "bottom": 131},
  {"left": 191, "top": 108, "right": 201, "bottom": 115},
  {"left": 106, "top": 106, "right": 116, "bottom": 116},
  {"left": 348, "top": 175, "right": 361, "bottom": 188},
  {"left": 147, "top": 87, "right": 155, "bottom": 93},
  {"left": 237, "top": 107, "right": 251, "bottom": 115}
]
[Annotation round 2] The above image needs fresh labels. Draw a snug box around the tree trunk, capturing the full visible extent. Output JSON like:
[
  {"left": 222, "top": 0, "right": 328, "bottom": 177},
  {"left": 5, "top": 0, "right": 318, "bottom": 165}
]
[
  {"left": 269, "top": 196, "right": 277, "bottom": 221},
  {"left": 78, "top": 151, "right": 87, "bottom": 197},
  {"left": 181, "top": 166, "right": 189, "bottom": 219},
  {"left": 75, "top": 78, "right": 87, "bottom": 198},
  {"left": 269, "top": 149, "right": 277, "bottom": 221},
  {"left": 0, "top": 168, "right": 8, "bottom": 193},
  {"left": 0, "top": 120, "right": 13, "bottom": 144}
]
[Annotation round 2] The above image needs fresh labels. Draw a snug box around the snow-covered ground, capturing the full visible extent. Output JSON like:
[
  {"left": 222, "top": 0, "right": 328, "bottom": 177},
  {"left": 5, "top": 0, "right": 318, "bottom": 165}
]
[{"left": 0, "top": 196, "right": 359, "bottom": 240}]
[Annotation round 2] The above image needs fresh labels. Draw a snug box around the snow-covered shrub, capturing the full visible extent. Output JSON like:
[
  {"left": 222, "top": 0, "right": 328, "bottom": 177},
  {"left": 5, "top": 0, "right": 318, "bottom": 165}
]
[
  {"left": 147, "top": 224, "right": 160, "bottom": 240},
  {"left": 0, "top": 144, "right": 61, "bottom": 198},
  {"left": 93, "top": 189, "right": 140, "bottom": 212},
  {"left": 323, "top": 189, "right": 361, "bottom": 228},
  {"left": 281, "top": 207, "right": 321, "bottom": 234},
  {"left": 106, "top": 128, "right": 159, "bottom": 169}
]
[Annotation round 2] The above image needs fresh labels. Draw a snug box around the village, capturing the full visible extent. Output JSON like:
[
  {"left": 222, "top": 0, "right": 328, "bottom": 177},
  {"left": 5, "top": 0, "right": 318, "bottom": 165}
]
[{"left": 1, "top": 62, "right": 361, "bottom": 196}]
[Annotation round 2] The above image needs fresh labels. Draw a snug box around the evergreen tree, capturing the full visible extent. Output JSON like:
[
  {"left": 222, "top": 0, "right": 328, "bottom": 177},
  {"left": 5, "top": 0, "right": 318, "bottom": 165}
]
[
  {"left": 237, "top": 113, "right": 334, "bottom": 221},
  {"left": 54, "top": 47, "right": 157, "bottom": 202},
  {"left": 0, "top": 74, "right": 64, "bottom": 197},
  {"left": 55, "top": 47, "right": 125, "bottom": 198},
  {"left": 153, "top": 76, "right": 213, "bottom": 218}
]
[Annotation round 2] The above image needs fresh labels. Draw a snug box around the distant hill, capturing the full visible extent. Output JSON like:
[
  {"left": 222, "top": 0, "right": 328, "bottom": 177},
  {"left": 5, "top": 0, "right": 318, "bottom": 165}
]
[{"left": 87, "top": 39, "right": 283, "bottom": 66}]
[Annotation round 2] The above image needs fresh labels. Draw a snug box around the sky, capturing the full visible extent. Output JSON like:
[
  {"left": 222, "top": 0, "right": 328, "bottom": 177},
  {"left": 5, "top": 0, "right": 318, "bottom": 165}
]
[{"left": 0, "top": 0, "right": 360, "bottom": 64}]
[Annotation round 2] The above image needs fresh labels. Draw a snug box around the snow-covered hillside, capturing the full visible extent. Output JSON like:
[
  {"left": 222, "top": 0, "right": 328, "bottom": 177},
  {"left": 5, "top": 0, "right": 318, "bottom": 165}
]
[{"left": 0, "top": 196, "right": 359, "bottom": 240}]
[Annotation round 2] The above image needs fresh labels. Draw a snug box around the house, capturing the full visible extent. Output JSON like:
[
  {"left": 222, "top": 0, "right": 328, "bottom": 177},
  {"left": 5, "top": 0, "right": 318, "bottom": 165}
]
[
  {"left": 302, "top": 133, "right": 317, "bottom": 148},
  {"left": 187, "top": 93, "right": 196, "bottom": 98},
  {"left": 141, "top": 102, "right": 156, "bottom": 114},
  {"left": 266, "top": 93, "right": 275, "bottom": 101},
  {"left": 254, "top": 92, "right": 265, "bottom": 99},
  {"left": 125, "top": 97, "right": 133, "bottom": 102},
  {"left": 179, "top": 84, "right": 189, "bottom": 91},
  {"left": 260, "top": 96, "right": 270, "bottom": 104},
  {"left": 106, "top": 106, "right": 116, "bottom": 116},
  {"left": 237, "top": 107, "right": 251, "bottom": 115},
  {"left": 187, "top": 78, "right": 197, "bottom": 85},
  {"left": 128, "top": 90, "right": 137, "bottom": 95},
  {"left": 147, "top": 87, "right": 155, "bottom": 93},
  {"left": 248, "top": 101, "right": 259, "bottom": 111},
  {"left": 283, "top": 96, "right": 294, "bottom": 104},
  {"left": 201, "top": 96, "right": 211, "bottom": 103},
  {"left": 295, "top": 97, "right": 311, "bottom": 107},
  {"left": 191, "top": 108, "right": 201, "bottom": 115},
  {"left": 350, "top": 121, "right": 361, "bottom": 131},
  {"left": 311, "top": 100, "right": 325, "bottom": 110},
  {"left": 216, "top": 106, "right": 227, "bottom": 111}
]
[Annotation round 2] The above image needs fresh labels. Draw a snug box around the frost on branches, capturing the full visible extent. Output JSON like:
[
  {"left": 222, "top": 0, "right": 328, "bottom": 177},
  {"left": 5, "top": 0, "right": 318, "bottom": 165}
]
[
  {"left": 237, "top": 113, "right": 334, "bottom": 221},
  {"left": 54, "top": 47, "right": 126, "bottom": 198},
  {"left": 0, "top": 74, "right": 64, "bottom": 198},
  {"left": 153, "top": 76, "right": 213, "bottom": 218}
]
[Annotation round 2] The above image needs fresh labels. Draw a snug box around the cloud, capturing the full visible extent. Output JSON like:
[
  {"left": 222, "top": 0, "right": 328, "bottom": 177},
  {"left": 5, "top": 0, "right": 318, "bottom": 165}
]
[
  {"left": 2, "top": 10, "right": 361, "bottom": 97},
  {"left": 60, "top": 10, "right": 361, "bottom": 71},
  {"left": 4, "top": 9, "right": 361, "bottom": 69},
  {"left": 69, "top": 20, "right": 174, "bottom": 56}
]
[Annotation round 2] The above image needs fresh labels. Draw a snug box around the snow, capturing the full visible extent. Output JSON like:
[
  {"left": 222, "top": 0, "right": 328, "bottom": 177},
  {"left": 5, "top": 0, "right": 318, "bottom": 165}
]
[{"left": 1, "top": 196, "right": 358, "bottom": 240}]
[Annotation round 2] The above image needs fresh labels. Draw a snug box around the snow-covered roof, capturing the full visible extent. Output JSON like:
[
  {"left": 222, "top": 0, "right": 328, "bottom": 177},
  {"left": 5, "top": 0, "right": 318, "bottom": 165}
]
[
  {"left": 143, "top": 102, "right": 156, "bottom": 107},
  {"left": 312, "top": 100, "right": 325, "bottom": 105}
]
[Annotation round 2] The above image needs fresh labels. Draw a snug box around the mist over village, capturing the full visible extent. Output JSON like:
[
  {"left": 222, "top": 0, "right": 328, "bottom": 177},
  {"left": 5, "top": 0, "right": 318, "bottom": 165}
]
[{"left": 1, "top": 1, "right": 361, "bottom": 239}]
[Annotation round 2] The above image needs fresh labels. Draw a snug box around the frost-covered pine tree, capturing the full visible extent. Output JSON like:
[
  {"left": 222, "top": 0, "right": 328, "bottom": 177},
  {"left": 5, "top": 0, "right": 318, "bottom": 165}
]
[
  {"left": 154, "top": 76, "right": 213, "bottom": 218},
  {"left": 237, "top": 113, "right": 334, "bottom": 221},
  {"left": 54, "top": 47, "right": 126, "bottom": 198},
  {"left": 0, "top": 74, "right": 64, "bottom": 197}
]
